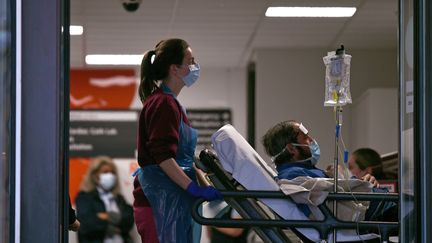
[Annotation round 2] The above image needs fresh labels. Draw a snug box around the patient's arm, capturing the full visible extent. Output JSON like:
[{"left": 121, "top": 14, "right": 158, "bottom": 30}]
[
  {"left": 325, "top": 165, "right": 379, "bottom": 187},
  {"left": 212, "top": 224, "right": 245, "bottom": 237},
  {"left": 208, "top": 211, "right": 245, "bottom": 238}
]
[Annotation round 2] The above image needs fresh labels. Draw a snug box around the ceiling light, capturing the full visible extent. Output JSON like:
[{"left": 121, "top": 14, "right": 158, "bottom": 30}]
[
  {"left": 70, "top": 25, "right": 84, "bottom": 35},
  {"left": 85, "top": 54, "right": 143, "bottom": 65},
  {"left": 265, "top": 7, "right": 357, "bottom": 17}
]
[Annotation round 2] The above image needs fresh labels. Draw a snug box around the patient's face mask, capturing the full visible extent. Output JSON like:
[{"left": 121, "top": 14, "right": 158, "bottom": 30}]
[{"left": 292, "top": 139, "right": 321, "bottom": 165}]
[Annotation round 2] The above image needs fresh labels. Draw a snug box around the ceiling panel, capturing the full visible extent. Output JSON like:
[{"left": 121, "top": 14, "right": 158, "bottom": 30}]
[{"left": 71, "top": 0, "right": 398, "bottom": 68}]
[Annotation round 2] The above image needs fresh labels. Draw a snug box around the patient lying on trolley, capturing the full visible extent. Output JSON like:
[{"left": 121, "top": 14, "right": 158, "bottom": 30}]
[{"left": 261, "top": 120, "right": 397, "bottom": 222}]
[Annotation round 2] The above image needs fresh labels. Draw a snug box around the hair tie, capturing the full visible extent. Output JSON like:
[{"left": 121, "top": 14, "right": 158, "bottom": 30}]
[{"left": 149, "top": 50, "right": 156, "bottom": 64}]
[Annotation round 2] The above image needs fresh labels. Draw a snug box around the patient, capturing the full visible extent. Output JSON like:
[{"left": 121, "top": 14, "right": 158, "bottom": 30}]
[{"left": 261, "top": 120, "right": 397, "bottom": 221}]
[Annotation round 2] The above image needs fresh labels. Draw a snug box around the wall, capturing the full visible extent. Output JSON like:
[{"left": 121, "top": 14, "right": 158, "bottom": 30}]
[
  {"left": 129, "top": 66, "right": 248, "bottom": 137},
  {"left": 350, "top": 88, "right": 398, "bottom": 155},
  {"left": 254, "top": 48, "right": 398, "bottom": 169}
]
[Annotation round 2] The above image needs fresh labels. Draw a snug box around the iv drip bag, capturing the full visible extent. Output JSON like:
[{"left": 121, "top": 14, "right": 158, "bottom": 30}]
[{"left": 323, "top": 51, "right": 352, "bottom": 106}]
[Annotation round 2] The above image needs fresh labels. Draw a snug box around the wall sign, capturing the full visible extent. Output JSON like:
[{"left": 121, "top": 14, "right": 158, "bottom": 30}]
[
  {"left": 70, "top": 109, "right": 231, "bottom": 158},
  {"left": 70, "top": 110, "right": 138, "bottom": 157}
]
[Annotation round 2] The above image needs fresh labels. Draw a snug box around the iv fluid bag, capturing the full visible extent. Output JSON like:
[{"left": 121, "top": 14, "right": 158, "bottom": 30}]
[{"left": 323, "top": 51, "right": 352, "bottom": 106}]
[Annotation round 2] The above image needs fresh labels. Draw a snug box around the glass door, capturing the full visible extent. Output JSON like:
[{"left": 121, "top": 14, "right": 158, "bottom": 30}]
[
  {"left": 399, "top": 0, "right": 415, "bottom": 241},
  {"left": 400, "top": 0, "right": 432, "bottom": 241},
  {"left": 0, "top": 0, "right": 13, "bottom": 242}
]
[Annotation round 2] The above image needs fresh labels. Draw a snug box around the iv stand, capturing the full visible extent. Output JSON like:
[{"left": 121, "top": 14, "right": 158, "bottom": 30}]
[
  {"left": 331, "top": 106, "right": 343, "bottom": 243},
  {"left": 332, "top": 45, "right": 345, "bottom": 243}
]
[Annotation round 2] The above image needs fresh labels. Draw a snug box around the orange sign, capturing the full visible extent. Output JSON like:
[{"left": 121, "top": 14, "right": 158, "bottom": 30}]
[
  {"left": 69, "top": 157, "right": 91, "bottom": 205},
  {"left": 70, "top": 69, "right": 137, "bottom": 109}
]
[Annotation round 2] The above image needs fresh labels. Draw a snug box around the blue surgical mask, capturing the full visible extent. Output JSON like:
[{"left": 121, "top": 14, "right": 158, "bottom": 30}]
[
  {"left": 182, "top": 63, "right": 200, "bottom": 87},
  {"left": 292, "top": 139, "right": 321, "bottom": 165}
]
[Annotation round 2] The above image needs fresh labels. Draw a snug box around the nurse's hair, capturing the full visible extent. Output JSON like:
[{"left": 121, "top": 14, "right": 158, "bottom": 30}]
[
  {"left": 262, "top": 120, "right": 301, "bottom": 165},
  {"left": 352, "top": 148, "right": 384, "bottom": 176},
  {"left": 79, "top": 156, "right": 120, "bottom": 194},
  {"left": 138, "top": 38, "right": 189, "bottom": 103}
]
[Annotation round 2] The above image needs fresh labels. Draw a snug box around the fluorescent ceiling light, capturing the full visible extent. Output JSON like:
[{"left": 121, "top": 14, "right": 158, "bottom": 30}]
[
  {"left": 70, "top": 25, "right": 84, "bottom": 35},
  {"left": 85, "top": 54, "right": 143, "bottom": 65},
  {"left": 265, "top": 7, "right": 357, "bottom": 17}
]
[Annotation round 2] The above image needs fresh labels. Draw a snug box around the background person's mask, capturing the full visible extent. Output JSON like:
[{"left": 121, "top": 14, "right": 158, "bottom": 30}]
[{"left": 99, "top": 172, "right": 117, "bottom": 191}]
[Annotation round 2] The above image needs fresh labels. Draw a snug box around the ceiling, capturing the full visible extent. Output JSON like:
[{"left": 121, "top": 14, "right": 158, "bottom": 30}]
[{"left": 70, "top": 0, "right": 398, "bottom": 69}]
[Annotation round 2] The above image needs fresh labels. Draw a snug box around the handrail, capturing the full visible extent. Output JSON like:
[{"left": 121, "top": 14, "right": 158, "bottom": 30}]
[
  {"left": 219, "top": 190, "right": 399, "bottom": 201},
  {"left": 191, "top": 190, "right": 399, "bottom": 241}
]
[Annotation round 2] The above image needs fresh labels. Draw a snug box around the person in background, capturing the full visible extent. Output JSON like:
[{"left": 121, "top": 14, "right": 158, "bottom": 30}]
[
  {"left": 68, "top": 196, "right": 80, "bottom": 232},
  {"left": 208, "top": 207, "right": 249, "bottom": 243},
  {"left": 193, "top": 166, "right": 249, "bottom": 243},
  {"left": 76, "top": 156, "right": 134, "bottom": 243},
  {"left": 348, "top": 148, "right": 387, "bottom": 180},
  {"left": 133, "top": 38, "right": 221, "bottom": 243}
]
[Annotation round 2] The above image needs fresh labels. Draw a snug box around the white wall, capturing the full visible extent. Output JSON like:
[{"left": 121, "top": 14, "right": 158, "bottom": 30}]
[
  {"left": 254, "top": 48, "right": 398, "bottom": 169},
  {"left": 180, "top": 67, "right": 247, "bottom": 137},
  {"left": 129, "top": 66, "right": 248, "bottom": 138},
  {"left": 350, "top": 88, "right": 398, "bottom": 155}
]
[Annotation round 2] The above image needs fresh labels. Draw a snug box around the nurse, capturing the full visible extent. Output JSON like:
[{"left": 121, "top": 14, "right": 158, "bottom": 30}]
[{"left": 133, "top": 38, "right": 221, "bottom": 243}]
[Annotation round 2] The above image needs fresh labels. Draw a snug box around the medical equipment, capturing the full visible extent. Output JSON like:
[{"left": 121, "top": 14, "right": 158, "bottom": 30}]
[
  {"left": 192, "top": 125, "right": 398, "bottom": 242},
  {"left": 323, "top": 45, "right": 352, "bottom": 106},
  {"left": 324, "top": 45, "right": 354, "bottom": 241}
]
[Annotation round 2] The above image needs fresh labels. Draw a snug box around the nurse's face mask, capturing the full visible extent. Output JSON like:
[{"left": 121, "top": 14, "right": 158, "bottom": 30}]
[{"left": 181, "top": 63, "right": 200, "bottom": 87}]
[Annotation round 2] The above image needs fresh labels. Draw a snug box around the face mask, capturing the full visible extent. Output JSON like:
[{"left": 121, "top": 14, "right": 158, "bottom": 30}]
[
  {"left": 292, "top": 139, "right": 321, "bottom": 165},
  {"left": 182, "top": 63, "right": 200, "bottom": 87},
  {"left": 99, "top": 172, "right": 117, "bottom": 191}
]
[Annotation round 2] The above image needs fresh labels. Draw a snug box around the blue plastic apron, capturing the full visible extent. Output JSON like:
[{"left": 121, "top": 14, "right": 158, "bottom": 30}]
[{"left": 135, "top": 84, "right": 200, "bottom": 243}]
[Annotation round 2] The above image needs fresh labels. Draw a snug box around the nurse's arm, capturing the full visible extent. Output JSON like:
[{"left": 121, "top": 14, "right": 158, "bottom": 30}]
[{"left": 159, "top": 158, "right": 192, "bottom": 189}]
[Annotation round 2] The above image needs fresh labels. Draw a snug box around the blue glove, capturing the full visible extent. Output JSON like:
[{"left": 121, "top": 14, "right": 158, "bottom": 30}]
[{"left": 186, "top": 181, "right": 222, "bottom": 201}]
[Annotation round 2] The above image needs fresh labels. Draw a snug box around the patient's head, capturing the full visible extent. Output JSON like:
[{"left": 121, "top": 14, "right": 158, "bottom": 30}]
[
  {"left": 262, "top": 120, "right": 316, "bottom": 166},
  {"left": 348, "top": 148, "right": 384, "bottom": 179}
]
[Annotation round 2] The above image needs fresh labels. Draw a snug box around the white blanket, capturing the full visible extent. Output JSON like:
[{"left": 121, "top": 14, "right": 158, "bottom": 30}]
[
  {"left": 211, "top": 124, "right": 379, "bottom": 242},
  {"left": 278, "top": 177, "right": 371, "bottom": 222}
]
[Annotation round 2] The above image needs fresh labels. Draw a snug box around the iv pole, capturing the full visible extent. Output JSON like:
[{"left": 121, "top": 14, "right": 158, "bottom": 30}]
[{"left": 332, "top": 45, "right": 345, "bottom": 243}]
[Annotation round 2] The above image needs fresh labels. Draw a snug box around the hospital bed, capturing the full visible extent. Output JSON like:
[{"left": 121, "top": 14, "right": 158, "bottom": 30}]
[{"left": 192, "top": 124, "right": 398, "bottom": 243}]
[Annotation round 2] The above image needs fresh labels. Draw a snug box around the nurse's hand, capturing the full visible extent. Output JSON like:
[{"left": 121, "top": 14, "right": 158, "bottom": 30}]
[{"left": 186, "top": 181, "right": 222, "bottom": 201}]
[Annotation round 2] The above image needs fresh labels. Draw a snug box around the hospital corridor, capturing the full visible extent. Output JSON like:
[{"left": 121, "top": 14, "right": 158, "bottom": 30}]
[{"left": 1, "top": 0, "right": 431, "bottom": 242}]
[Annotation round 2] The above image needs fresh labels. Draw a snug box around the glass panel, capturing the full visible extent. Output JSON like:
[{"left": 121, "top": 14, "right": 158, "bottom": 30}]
[
  {"left": 400, "top": 0, "right": 416, "bottom": 242},
  {"left": 0, "top": 0, "right": 12, "bottom": 241}
]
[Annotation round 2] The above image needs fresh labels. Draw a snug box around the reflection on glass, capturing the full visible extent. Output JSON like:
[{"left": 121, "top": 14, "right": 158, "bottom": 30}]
[
  {"left": 0, "top": 0, "right": 11, "bottom": 242},
  {"left": 400, "top": 0, "right": 415, "bottom": 242}
]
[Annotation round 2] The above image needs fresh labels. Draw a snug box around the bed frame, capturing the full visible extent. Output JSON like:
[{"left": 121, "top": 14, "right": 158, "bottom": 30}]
[{"left": 192, "top": 149, "right": 399, "bottom": 243}]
